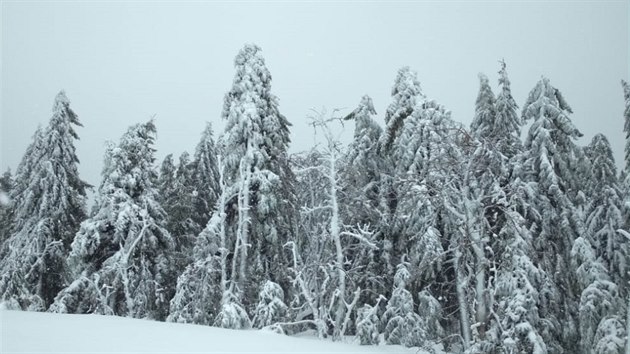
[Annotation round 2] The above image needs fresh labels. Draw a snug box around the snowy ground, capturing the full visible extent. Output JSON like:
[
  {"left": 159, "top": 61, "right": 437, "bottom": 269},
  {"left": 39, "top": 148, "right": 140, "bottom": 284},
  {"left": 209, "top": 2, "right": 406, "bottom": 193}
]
[{"left": 1, "top": 310, "right": 434, "bottom": 353}]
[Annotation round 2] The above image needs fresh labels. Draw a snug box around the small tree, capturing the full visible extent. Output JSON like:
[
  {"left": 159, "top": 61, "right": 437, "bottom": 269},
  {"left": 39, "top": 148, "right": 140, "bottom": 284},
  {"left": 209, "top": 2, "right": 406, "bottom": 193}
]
[
  {"left": 252, "top": 280, "right": 288, "bottom": 328},
  {"left": 382, "top": 261, "right": 422, "bottom": 347}
]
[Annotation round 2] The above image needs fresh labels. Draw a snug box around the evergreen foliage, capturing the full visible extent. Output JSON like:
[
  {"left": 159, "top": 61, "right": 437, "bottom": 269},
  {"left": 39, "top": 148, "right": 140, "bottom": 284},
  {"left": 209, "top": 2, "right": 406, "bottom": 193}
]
[
  {"left": 0, "top": 92, "right": 88, "bottom": 309},
  {"left": 4, "top": 50, "right": 628, "bottom": 353},
  {"left": 51, "top": 121, "right": 174, "bottom": 320}
]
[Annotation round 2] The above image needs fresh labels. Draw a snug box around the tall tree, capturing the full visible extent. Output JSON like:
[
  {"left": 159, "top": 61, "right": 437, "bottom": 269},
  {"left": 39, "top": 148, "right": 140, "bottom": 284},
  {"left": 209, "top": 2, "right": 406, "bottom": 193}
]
[
  {"left": 158, "top": 152, "right": 200, "bottom": 283},
  {"left": 168, "top": 154, "right": 228, "bottom": 327},
  {"left": 218, "top": 44, "right": 297, "bottom": 313},
  {"left": 467, "top": 63, "right": 547, "bottom": 353},
  {"left": 522, "top": 77, "right": 583, "bottom": 353},
  {"left": 163, "top": 152, "right": 199, "bottom": 254},
  {"left": 0, "top": 91, "right": 88, "bottom": 309},
  {"left": 341, "top": 95, "right": 389, "bottom": 303},
  {"left": 51, "top": 121, "right": 174, "bottom": 320}
]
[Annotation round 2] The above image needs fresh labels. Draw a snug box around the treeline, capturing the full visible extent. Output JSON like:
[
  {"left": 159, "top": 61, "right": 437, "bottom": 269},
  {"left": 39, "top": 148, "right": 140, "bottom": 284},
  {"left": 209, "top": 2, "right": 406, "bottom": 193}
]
[{"left": 0, "top": 44, "right": 629, "bottom": 354}]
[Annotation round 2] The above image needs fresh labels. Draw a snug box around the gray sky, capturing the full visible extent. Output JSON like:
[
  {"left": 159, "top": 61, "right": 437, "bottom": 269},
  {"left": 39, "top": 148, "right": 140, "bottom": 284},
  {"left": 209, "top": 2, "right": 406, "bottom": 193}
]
[{"left": 1, "top": 1, "right": 628, "bottom": 190}]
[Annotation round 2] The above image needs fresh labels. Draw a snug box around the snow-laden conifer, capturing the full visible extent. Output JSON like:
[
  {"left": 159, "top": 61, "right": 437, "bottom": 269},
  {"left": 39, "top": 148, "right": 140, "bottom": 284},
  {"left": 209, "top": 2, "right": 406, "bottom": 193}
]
[
  {"left": 380, "top": 67, "right": 424, "bottom": 150},
  {"left": 382, "top": 261, "right": 422, "bottom": 347},
  {"left": 190, "top": 122, "right": 220, "bottom": 230},
  {"left": 341, "top": 95, "right": 389, "bottom": 303},
  {"left": 52, "top": 121, "right": 174, "bottom": 320},
  {"left": 219, "top": 44, "right": 297, "bottom": 310},
  {"left": 522, "top": 77, "right": 584, "bottom": 353},
  {"left": 252, "top": 280, "right": 288, "bottom": 328},
  {"left": 0, "top": 91, "right": 88, "bottom": 309},
  {"left": 470, "top": 73, "right": 497, "bottom": 140}
]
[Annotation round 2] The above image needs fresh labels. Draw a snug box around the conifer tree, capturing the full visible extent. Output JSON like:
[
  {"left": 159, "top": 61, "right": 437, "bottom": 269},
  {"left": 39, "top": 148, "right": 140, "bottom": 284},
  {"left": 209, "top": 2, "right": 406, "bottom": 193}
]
[
  {"left": 0, "top": 91, "right": 88, "bottom": 309},
  {"left": 382, "top": 261, "right": 424, "bottom": 347},
  {"left": 167, "top": 214, "right": 223, "bottom": 325},
  {"left": 219, "top": 44, "right": 297, "bottom": 312},
  {"left": 380, "top": 66, "right": 424, "bottom": 151},
  {"left": 470, "top": 73, "right": 497, "bottom": 140},
  {"left": 522, "top": 77, "right": 583, "bottom": 353},
  {"left": 491, "top": 60, "right": 523, "bottom": 158},
  {"left": 190, "top": 122, "right": 220, "bottom": 230},
  {"left": 51, "top": 121, "right": 174, "bottom": 320},
  {"left": 252, "top": 280, "right": 288, "bottom": 328},
  {"left": 584, "top": 134, "right": 627, "bottom": 288},
  {"left": 341, "top": 95, "right": 389, "bottom": 303}
]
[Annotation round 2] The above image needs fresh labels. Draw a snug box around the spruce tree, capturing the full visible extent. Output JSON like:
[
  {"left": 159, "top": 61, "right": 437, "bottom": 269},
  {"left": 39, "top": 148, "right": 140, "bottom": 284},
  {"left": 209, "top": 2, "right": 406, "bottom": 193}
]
[
  {"left": 219, "top": 44, "right": 297, "bottom": 312},
  {"left": 470, "top": 73, "right": 497, "bottom": 140},
  {"left": 494, "top": 60, "right": 523, "bottom": 159},
  {"left": 51, "top": 121, "right": 174, "bottom": 320},
  {"left": 190, "top": 122, "right": 220, "bottom": 229},
  {"left": 167, "top": 214, "right": 223, "bottom": 325},
  {"left": 341, "top": 95, "right": 389, "bottom": 304},
  {"left": 0, "top": 91, "right": 88, "bottom": 309},
  {"left": 522, "top": 77, "right": 583, "bottom": 353},
  {"left": 584, "top": 134, "right": 627, "bottom": 288},
  {"left": 380, "top": 66, "right": 424, "bottom": 151}
]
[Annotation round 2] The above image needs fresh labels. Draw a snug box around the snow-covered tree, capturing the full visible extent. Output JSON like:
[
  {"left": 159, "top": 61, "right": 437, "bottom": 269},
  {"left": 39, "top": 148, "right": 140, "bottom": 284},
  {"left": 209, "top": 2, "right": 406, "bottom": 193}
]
[
  {"left": 356, "top": 302, "right": 381, "bottom": 345},
  {"left": 159, "top": 152, "right": 199, "bottom": 275},
  {"left": 0, "top": 91, "right": 88, "bottom": 309},
  {"left": 380, "top": 66, "right": 425, "bottom": 150},
  {"left": 571, "top": 234, "right": 624, "bottom": 354},
  {"left": 341, "top": 95, "right": 389, "bottom": 304},
  {"left": 382, "top": 261, "right": 423, "bottom": 347},
  {"left": 341, "top": 95, "right": 384, "bottom": 226},
  {"left": 470, "top": 73, "right": 497, "bottom": 140},
  {"left": 51, "top": 120, "right": 175, "bottom": 320},
  {"left": 252, "top": 280, "right": 288, "bottom": 328},
  {"left": 219, "top": 44, "right": 297, "bottom": 311},
  {"left": 167, "top": 214, "right": 223, "bottom": 325},
  {"left": 190, "top": 122, "right": 220, "bottom": 229},
  {"left": 489, "top": 60, "right": 523, "bottom": 159},
  {"left": 584, "top": 134, "right": 627, "bottom": 289},
  {"left": 287, "top": 148, "right": 335, "bottom": 338},
  {"left": 522, "top": 77, "right": 584, "bottom": 353},
  {"left": 490, "top": 210, "right": 547, "bottom": 354},
  {"left": 168, "top": 153, "right": 227, "bottom": 326}
]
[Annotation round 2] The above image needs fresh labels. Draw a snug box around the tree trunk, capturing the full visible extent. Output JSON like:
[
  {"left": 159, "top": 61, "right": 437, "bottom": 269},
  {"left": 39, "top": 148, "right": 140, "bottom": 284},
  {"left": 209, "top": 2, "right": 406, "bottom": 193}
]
[
  {"left": 329, "top": 146, "right": 345, "bottom": 341},
  {"left": 454, "top": 244, "right": 472, "bottom": 349}
]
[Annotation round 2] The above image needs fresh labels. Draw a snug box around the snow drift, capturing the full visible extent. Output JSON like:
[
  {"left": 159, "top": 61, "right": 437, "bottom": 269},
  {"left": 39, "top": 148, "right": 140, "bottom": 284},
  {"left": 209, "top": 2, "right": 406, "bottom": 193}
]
[{"left": 1, "top": 310, "right": 426, "bottom": 353}]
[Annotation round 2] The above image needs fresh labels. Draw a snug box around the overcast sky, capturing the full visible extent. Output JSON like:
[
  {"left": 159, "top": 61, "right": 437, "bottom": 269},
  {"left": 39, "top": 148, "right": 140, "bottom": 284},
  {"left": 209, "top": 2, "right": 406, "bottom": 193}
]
[{"left": 1, "top": 1, "right": 628, "bottom": 189}]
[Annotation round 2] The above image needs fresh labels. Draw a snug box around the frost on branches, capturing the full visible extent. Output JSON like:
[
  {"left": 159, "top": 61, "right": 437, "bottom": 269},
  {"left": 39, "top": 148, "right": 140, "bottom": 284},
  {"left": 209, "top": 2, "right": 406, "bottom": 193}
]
[
  {"left": 0, "top": 91, "right": 88, "bottom": 310},
  {"left": 51, "top": 121, "right": 175, "bottom": 320}
]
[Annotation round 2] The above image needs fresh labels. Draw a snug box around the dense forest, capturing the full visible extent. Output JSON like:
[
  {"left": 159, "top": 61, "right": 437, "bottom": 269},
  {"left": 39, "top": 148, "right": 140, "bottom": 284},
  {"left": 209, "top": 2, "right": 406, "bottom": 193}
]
[{"left": 1, "top": 44, "right": 629, "bottom": 354}]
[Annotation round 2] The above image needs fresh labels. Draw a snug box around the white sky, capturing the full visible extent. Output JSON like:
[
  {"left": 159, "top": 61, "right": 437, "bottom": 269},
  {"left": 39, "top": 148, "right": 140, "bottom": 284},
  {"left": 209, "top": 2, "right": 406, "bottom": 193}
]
[{"left": 1, "top": 1, "right": 628, "bottom": 189}]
